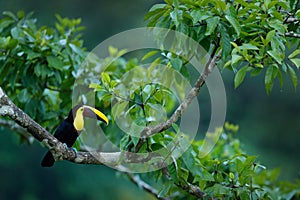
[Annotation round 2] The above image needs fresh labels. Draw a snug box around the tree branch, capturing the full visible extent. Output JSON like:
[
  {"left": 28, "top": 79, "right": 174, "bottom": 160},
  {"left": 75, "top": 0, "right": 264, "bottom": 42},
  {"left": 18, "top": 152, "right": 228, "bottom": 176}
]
[
  {"left": 127, "top": 173, "right": 170, "bottom": 200},
  {"left": 0, "top": 47, "right": 221, "bottom": 167},
  {"left": 161, "top": 166, "right": 208, "bottom": 199},
  {"left": 0, "top": 87, "right": 126, "bottom": 169},
  {"left": 175, "top": 182, "right": 207, "bottom": 199},
  {"left": 0, "top": 87, "right": 181, "bottom": 171},
  {"left": 284, "top": 17, "right": 300, "bottom": 23},
  {"left": 140, "top": 50, "right": 222, "bottom": 139},
  {"left": 0, "top": 47, "right": 220, "bottom": 197},
  {"left": 285, "top": 32, "right": 300, "bottom": 38}
]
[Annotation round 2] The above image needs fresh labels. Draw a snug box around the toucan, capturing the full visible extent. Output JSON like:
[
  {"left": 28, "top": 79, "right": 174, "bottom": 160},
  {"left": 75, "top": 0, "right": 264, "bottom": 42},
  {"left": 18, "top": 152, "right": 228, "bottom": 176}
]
[{"left": 41, "top": 105, "right": 108, "bottom": 167}]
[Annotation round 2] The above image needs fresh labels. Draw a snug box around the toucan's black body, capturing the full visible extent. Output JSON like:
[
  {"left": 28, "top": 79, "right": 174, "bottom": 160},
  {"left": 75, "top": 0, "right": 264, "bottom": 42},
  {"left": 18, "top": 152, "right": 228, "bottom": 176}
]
[{"left": 41, "top": 105, "right": 108, "bottom": 167}]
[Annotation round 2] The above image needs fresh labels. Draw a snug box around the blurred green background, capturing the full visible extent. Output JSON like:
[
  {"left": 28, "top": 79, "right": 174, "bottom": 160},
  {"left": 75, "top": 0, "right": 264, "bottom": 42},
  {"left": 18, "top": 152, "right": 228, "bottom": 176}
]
[{"left": 0, "top": 0, "right": 299, "bottom": 199}]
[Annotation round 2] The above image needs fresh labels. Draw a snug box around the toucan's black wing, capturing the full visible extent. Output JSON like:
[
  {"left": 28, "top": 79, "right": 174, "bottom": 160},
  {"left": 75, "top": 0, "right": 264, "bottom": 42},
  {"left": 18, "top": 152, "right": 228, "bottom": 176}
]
[
  {"left": 41, "top": 120, "right": 79, "bottom": 167},
  {"left": 54, "top": 120, "right": 79, "bottom": 147}
]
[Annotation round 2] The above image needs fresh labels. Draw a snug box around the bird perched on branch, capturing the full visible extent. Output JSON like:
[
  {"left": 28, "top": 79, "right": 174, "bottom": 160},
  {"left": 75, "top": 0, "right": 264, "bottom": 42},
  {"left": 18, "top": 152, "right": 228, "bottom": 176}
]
[{"left": 41, "top": 104, "right": 108, "bottom": 167}]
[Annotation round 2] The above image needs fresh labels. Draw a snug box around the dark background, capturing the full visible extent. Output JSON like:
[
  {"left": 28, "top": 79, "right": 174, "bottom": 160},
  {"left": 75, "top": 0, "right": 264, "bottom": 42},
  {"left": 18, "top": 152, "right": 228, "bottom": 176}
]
[{"left": 0, "top": 0, "right": 299, "bottom": 199}]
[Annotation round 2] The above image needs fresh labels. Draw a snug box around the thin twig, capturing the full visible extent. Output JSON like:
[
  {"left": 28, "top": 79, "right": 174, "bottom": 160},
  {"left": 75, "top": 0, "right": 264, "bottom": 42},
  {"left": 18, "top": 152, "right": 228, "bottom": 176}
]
[
  {"left": 127, "top": 173, "right": 170, "bottom": 200},
  {"left": 140, "top": 50, "right": 222, "bottom": 138},
  {"left": 284, "top": 17, "right": 300, "bottom": 23},
  {"left": 285, "top": 32, "right": 300, "bottom": 38},
  {"left": 0, "top": 119, "right": 35, "bottom": 144}
]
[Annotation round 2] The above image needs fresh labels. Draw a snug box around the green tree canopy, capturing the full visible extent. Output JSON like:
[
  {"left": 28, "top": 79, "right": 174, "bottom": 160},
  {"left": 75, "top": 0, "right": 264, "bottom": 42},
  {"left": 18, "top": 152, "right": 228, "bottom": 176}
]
[{"left": 0, "top": 0, "right": 300, "bottom": 199}]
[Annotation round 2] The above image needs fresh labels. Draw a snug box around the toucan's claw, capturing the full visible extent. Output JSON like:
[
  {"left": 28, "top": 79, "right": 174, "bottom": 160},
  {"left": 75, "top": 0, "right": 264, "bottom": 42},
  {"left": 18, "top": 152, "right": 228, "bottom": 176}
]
[
  {"left": 64, "top": 143, "right": 77, "bottom": 156},
  {"left": 41, "top": 104, "right": 107, "bottom": 167},
  {"left": 71, "top": 147, "right": 78, "bottom": 156},
  {"left": 63, "top": 143, "right": 68, "bottom": 150}
]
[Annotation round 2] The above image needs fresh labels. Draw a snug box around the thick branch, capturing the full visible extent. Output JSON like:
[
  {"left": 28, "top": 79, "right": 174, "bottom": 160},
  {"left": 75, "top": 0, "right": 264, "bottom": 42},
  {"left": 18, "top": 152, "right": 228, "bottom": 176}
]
[
  {"left": 0, "top": 87, "right": 178, "bottom": 170},
  {"left": 0, "top": 87, "right": 123, "bottom": 168},
  {"left": 0, "top": 47, "right": 221, "bottom": 161},
  {"left": 0, "top": 49, "right": 220, "bottom": 197}
]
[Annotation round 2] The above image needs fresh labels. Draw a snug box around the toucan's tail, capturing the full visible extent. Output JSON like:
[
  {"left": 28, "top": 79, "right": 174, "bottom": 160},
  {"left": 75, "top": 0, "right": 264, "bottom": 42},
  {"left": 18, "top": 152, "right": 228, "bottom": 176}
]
[{"left": 41, "top": 151, "right": 55, "bottom": 167}]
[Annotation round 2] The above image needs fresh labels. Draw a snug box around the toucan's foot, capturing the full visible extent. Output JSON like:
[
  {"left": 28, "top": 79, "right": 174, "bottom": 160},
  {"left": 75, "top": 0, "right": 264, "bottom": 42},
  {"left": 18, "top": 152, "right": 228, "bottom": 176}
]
[
  {"left": 71, "top": 147, "right": 78, "bottom": 156},
  {"left": 63, "top": 143, "right": 68, "bottom": 149},
  {"left": 62, "top": 143, "right": 77, "bottom": 156}
]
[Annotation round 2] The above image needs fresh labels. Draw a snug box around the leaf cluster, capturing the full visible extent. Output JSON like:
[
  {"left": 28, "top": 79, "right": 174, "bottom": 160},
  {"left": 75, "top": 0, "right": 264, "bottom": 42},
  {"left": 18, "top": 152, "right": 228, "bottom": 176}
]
[
  {"left": 138, "top": 124, "right": 300, "bottom": 199},
  {"left": 0, "top": 11, "right": 86, "bottom": 130},
  {"left": 145, "top": 0, "right": 300, "bottom": 94}
]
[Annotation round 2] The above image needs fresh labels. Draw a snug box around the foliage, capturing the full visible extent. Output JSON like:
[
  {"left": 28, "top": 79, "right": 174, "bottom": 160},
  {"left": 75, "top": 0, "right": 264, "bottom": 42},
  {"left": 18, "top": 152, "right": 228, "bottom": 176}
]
[
  {"left": 0, "top": 11, "right": 86, "bottom": 131},
  {"left": 145, "top": 0, "right": 300, "bottom": 94},
  {"left": 139, "top": 124, "right": 300, "bottom": 199},
  {"left": 90, "top": 48, "right": 300, "bottom": 199},
  {"left": 0, "top": 1, "right": 300, "bottom": 198}
]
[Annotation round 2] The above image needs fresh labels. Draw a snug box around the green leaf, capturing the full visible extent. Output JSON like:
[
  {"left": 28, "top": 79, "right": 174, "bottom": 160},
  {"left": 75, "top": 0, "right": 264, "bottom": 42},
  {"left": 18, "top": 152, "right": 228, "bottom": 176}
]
[
  {"left": 296, "top": 10, "right": 300, "bottom": 18},
  {"left": 120, "top": 135, "right": 130, "bottom": 150},
  {"left": 168, "top": 162, "right": 179, "bottom": 182},
  {"left": 254, "top": 63, "right": 264, "bottom": 68},
  {"left": 26, "top": 49, "right": 41, "bottom": 60},
  {"left": 17, "top": 89, "right": 28, "bottom": 103},
  {"left": 190, "top": 10, "right": 210, "bottom": 25},
  {"left": 101, "top": 72, "right": 111, "bottom": 85},
  {"left": 6, "top": 38, "right": 18, "bottom": 50},
  {"left": 108, "top": 46, "right": 118, "bottom": 56},
  {"left": 230, "top": 42, "right": 242, "bottom": 54},
  {"left": 3, "top": 11, "right": 18, "bottom": 20},
  {"left": 267, "top": 50, "right": 283, "bottom": 64},
  {"left": 288, "top": 49, "right": 300, "bottom": 59},
  {"left": 290, "top": 58, "right": 300, "bottom": 69},
  {"left": 141, "top": 50, "right": 158, "bottom": 61},
  {"left": 164, "top": 0, "right": 173, "bottom": 5},
  {"left": 73, "top": 139, "right": 81, "bottom": 151},
  {"left": 179, "top": 167, "right": 189, "bottom": 182},
  {"left": 11, "top": 27, "right": 23, "bottom": 39},
  {"left": 131, "top": 136, "right": 140, "bottom": 147},
  {"left": 277, "top": 69, "right": 283, "bottom": 88},
  {"left": 197, "top": 169, "right": 214, "bottom": 181},
  {"left": 251, "top": 68, "right": 263, "bottom": 76},
  {"left": 158, "top": 181, "right": 173, "bottom": 198},
  {"left": 269, "top": 19, "right": 286, "bottom": 34},
  {"left": 112, "top": 101, "right": 128, "bottom": 118},
  {"left": 266, "top": 30, "right": 276, "bottom": 45},
  {"left": 240, "top": 43, "right": 259, "bottom": 50},
  {"left": 288, "top": 66, "right": 298, "bottom": 89},
  {"left": 144, "top": 5, "right": 165, "bottom": 20},
  {"left": 231, "top": 54, "right": 243, "bottom": 65},
  {"left": 205, "top": 16, "right": 219, "bottom": 36},
  {"left": 69, "top": 43, "right": 84, "bottom": 56},
  {"left": 206, "top": 184, "right": 230, "bottom": 195},
  {"left": 117, "top": 49, "right": 128, "bottom": 57},
  {"left": 225, "top": 15, "right": 241, "bottom": 36},
  {"left": 89, "top": 83, "right": 101, "bottom": 89},
  {"left": 170, "top": 57, "right": 183, "bottom": 71},
  {"left": 173, "top": 0, "right": 179, "bottom": 9},
  {"left": 46, "top": 56, "right": 64, "bottom": 70},
  {"left": 265, "top": 65, "right": 278, "bottom": 94},
  {"left": 220, "top": 25, "right": 231, "bottom": 60},
  {"left": 282, "top": 62, "right": 288, "bottom": 73},
  {"left": 234, "top": 67, "right": 248, "bottom": 88}
]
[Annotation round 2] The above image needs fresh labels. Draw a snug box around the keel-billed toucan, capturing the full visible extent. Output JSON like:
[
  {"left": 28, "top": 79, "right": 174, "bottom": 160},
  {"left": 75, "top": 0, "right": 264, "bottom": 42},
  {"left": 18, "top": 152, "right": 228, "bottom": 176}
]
[{"left": 41, "top": 105, "right": 108, "bottom": 167}]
